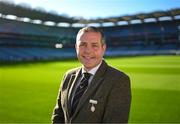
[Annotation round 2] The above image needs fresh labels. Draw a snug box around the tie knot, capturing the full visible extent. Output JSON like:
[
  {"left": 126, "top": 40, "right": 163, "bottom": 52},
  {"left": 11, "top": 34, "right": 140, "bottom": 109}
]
[{"left": 83, "top": 73, "right": 91, "bottom": 80}]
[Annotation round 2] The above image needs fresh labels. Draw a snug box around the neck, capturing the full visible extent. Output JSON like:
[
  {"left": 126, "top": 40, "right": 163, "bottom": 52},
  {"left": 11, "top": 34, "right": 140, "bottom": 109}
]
[{"left": 83, "top": 60, "right": 102, "bottom": 72}]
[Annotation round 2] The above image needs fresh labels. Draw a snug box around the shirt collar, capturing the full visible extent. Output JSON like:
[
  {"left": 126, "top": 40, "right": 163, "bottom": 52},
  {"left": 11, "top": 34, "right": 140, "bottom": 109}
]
[{"left": 82, "top": 61, "right": 102, "bottom": 76}]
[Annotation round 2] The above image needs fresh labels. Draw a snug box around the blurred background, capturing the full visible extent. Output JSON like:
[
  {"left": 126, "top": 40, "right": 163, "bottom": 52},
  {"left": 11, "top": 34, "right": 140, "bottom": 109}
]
[{"left": 0, "top": 0, "right": 180, "bottom": 123}]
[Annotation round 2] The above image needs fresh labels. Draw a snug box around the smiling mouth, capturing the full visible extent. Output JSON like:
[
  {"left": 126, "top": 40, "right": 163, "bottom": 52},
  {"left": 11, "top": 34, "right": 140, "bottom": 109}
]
[{"left": 83, "top": 56, "right": 94, "bottom": 60}]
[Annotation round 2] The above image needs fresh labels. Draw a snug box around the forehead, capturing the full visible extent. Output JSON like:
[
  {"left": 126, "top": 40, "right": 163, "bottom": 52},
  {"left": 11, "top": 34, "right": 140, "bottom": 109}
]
[{"left": 77, "top": 31, "right": 101, "bottom": 42}]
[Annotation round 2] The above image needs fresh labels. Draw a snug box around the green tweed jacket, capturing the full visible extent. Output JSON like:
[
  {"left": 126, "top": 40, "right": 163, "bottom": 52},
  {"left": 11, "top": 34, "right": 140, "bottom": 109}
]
[{"left": 52, "top": 60, "right": 131, "bottom": 123}]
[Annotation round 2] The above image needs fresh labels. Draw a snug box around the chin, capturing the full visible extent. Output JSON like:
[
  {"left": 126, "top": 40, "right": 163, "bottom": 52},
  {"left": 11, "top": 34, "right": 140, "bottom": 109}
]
[{"left": 83, "top": 63, "right": 94, "bottom": 69}]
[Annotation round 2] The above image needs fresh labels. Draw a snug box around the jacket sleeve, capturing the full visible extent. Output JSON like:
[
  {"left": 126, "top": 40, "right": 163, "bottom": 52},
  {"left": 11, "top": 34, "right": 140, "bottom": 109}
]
[
  {"left": 51, "top": 92, "right": 65, "bottom": 123},
  {"left": 51, "top": 74, "right": 68, "bottom": 123},
  {"left": 103, "top": 74, "right": 131, "bottom": 123}
]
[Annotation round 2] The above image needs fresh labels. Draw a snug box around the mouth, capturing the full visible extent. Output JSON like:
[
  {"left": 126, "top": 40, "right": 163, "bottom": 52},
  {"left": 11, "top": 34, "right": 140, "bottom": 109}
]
[{"left": 83, "top": 56, "right": 95, "bottom": 61}]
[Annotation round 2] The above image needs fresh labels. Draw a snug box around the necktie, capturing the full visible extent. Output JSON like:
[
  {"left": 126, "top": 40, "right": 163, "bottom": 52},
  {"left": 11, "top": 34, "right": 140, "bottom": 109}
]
[{"left": 71, "top": 72, "right": 91, "bottom": 115}]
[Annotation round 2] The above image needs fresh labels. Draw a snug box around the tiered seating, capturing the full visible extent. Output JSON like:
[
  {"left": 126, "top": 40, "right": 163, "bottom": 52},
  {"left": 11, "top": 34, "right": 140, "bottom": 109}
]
[
  {"left": 0, "top": 18, "right": 179, "bottom": 62},
  {"left": 0, "top": 47, "right": 76, "bottom": 62},
  {"left": 0, "top": 18, "right": 78, "bottom": 37}
]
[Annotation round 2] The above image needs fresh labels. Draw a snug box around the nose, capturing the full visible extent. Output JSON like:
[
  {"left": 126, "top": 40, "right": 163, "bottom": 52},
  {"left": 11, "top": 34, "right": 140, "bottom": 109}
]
[{"left": 84, "top": 45, "right": 92, "bottom": 54}]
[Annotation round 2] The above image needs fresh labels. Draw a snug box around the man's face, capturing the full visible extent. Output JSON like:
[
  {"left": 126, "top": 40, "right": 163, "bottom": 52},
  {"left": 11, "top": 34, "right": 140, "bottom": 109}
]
[{"left": 76, "top": 31, "right": 106, "bottom": 71}]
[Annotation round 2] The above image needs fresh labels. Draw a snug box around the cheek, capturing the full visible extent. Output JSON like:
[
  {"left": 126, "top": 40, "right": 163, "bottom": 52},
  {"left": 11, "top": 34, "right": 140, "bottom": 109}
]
[
  {"left": 95, "top": 50, "right": 104, "bottom": 57},
  {"left": 77, "top": 47, "right": 83, "bottom": 54}
]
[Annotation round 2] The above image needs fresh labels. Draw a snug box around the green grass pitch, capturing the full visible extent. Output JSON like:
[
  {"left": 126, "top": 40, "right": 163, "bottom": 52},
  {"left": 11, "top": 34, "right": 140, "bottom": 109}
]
[{"left": 0, "top": 55, "right": 180, "bottom": 123}]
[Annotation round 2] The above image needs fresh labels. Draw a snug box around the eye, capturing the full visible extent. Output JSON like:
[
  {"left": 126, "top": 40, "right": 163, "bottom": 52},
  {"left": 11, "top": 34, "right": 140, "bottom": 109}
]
[
  {"left": 79, "top": 42, "right": 86, "bottom": 47},
  {"left": 92, "top": 44, "right": 99, "bottom": 48}
]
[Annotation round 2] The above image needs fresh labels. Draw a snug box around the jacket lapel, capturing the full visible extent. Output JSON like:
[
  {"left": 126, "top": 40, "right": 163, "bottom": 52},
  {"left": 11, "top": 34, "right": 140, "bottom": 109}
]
[
  {"left": 73, "top": 60, "right": 108, "bottom": 117},
  {"left": 66, "top": 68, "right": 81, "bottom": 118}
]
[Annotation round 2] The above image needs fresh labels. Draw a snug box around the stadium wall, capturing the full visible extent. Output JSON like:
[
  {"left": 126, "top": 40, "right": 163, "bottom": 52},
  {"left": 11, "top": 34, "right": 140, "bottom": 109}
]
[{"left": 0, "top": 17, "right": 179, "bottom": 62}]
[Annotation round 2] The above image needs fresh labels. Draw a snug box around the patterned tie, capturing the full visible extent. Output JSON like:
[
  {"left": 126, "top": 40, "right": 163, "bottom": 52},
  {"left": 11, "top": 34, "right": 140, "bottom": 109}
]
[{"left": 71, "top": 72, "right": 91, "bottom": 115}]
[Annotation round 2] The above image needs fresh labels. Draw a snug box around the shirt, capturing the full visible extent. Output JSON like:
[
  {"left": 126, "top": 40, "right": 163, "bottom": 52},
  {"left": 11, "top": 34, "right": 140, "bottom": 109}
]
[
  {"left": 70, "top": 61, "right": 102, "bottom": 106},
  {"left": 81, "top": 61, "right": 102, "bottom": 84}
]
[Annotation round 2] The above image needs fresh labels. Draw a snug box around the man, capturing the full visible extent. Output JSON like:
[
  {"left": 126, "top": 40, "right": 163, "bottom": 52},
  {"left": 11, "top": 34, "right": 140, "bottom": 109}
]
[{"left": 52, "top": 26, "right": 131, "bottom": 123}]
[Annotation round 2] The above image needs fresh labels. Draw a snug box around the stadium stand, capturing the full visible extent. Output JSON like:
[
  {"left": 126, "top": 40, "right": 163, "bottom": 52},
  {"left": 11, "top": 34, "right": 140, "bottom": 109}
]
[{"left": 0, "top": 1, "right": 179, "bottom": 62}]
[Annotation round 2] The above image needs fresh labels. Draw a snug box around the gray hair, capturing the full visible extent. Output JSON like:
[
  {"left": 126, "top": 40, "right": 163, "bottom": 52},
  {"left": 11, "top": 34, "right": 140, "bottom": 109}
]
[{"left": 76, "top": 26, "right": 106, "bottom": 45}]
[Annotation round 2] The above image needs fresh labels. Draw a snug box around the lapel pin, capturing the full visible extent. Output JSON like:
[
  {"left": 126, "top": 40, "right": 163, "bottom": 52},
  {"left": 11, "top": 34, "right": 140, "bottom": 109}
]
[{"left": 89, "top": 99, "right": 98, "bottom": 112}]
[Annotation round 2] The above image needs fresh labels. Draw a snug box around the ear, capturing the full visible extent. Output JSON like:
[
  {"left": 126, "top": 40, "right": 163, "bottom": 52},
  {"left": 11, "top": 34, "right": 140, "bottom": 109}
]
[{"left": 103, "top": 44, "right": 106, "bottom": 52}]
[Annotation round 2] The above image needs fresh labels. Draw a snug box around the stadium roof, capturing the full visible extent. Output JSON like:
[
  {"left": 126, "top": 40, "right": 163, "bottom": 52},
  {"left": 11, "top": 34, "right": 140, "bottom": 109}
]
[
  {"left": 0, "top": 1, "right": 78, "bottom": 23},
  {"left": 81, "top": 9, "right": 180, "bottom": 24},
  {"left": 0, "top": 1, "right": 180, "bottom": 26}
]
